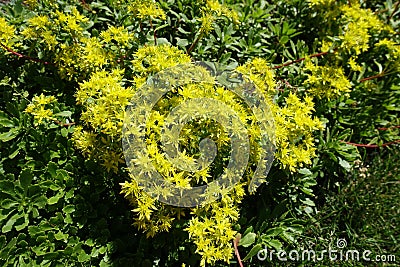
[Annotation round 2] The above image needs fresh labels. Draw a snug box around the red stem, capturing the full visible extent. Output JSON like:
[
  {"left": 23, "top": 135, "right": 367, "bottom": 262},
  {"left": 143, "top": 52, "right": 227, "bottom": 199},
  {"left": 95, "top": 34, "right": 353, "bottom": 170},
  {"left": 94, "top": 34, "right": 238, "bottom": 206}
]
[
  {"left": 272, "top": 50, "right": 333, "bottom": 70},
  {"left": 343, "top": 140, "right": 400, "bottom": 148},
  {"left": 378, "top": 125, "right": 400, "bottom": 131},
  {"left": 359, "top": 72, "right": 386, "bottom": 82},
  {"left": 0, "top": 42, "right": 53, "bottom": 65},
  {"left": 150, "top": 19, "right": 157, "bottom": 45},
  {"left": 79, "top": 0, "right": 91, "bottom": 10},
  {"left": 233, "top": 235, "right": 244, "bottom": 267}
]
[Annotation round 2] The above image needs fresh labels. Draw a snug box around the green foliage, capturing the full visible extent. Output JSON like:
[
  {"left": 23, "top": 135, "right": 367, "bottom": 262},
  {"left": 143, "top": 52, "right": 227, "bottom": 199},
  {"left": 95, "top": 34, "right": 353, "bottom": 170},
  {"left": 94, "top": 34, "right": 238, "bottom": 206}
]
[{"left": 0, "top": 0, "right": 399, "bottom": 266}]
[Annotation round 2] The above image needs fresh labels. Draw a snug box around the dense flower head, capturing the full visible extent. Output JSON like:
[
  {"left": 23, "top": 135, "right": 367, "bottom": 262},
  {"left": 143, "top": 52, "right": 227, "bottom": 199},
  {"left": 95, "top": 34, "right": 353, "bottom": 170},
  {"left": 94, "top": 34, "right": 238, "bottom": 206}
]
[
  {"left": 76, "top": 69, "right": 134, "bottom": 137},
  {"left": 127, "top": 0, "right": 166, "bottom": 20},
  {"left": 376, "top": 39, "right": 400, "bottom": 71},
  {"left": 132, "top": 44, "right": 192, "bottom": 87},
  {"left": 339, "top": 3, "right": 390, "bottom": 56},
  {"left": 307, "top": 0, "right": 336, "bottom": 6},
  {"left": 304, "top": 59, "right": 352, "bottom": 99},
  {"left": 100, "top": 25, "right": 132, "bottom": 46},
  {"left": 236, "top": 57, "right": 276, "bottom": 95},
  {"left": 205, "top": 0, "right": 239, "bottom": 24},
  {"left": 24, "top": 94, "right": 57, "bottom": 125},
  {"left": 0, "top": 17, "right": 16, "bottom": 48},
  {"left": 186, "top": 185, "right": 243, "bottom": 266},
  {"left": 16, "top": 1, "right": 388, "bottom": 265},
  {"left": 272, "top": 93, "right": 323, "bottom": 172}
]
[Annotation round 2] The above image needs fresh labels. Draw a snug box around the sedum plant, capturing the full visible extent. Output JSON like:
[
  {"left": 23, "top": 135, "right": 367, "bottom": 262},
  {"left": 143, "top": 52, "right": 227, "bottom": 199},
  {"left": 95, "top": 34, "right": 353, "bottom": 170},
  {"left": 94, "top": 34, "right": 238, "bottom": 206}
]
[{"left": 1, "top": 0, "right": 399, "bottom": 266}]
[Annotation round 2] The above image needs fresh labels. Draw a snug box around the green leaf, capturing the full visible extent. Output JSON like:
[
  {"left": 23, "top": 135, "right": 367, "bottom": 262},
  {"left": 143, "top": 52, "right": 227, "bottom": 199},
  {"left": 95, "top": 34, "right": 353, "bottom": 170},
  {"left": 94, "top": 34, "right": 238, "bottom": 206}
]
[
  {"left": 156, "top": 38, "right": 171, "bottom": 45},
  {"left": 243, "top": 244, "right": 262, "bottom": 261},
  {"left": 47, "top": 191, "right": 65, "bottom": 205},
  {"left": 263, "top": 227, "right": 284, "bottom": 237},
  {"left": 0, "top": 181, "right": 14, "bottom": 193},
  {"left": 15, "top": 215, "right": 29, "bottom": 231},
  {"left": 47, "top": 162, "right": 57, "bottom": 178},
  {"left": 19, "top": 169, "right": 33, "bottom": 190},
  {"left": 0, "top": 235, "right": 6, "bottom": 248},
  {"left": 2, "top": 215, "right": 16, "bottom": 233},
  {"left": 62, "top": 205, "right": 75, "bottom": 214},
  {"left": 0, "top": 118, "right": 14, "bottom": 128},
  {"left": 176, "top": 38, "right": 189, "bottom": 47},
  {"left": 78, "top": 252, "right": 91, "bottom": 262},
  {"left": 54, "top": 231, "right": 68, "bottom": 241},
  {"left": 298, "top": 168, "right": 312, "bottom": 176},
  {"left": 267, "top": 239, "right": 282, "bottom": 250},
  {"left": 8, "top": 146, "right": 21, "bottom": 159},
  {"left": 239, "top": 232, "right": 256, "bottom": 247},
  {"left": 1, "top": 199, "right": 18, "bottom": 209},
  {"left": 301, "top": 198, "right": 315, "bottom": 206},
  {"left": 338, "top": 157, "right": 351, "bottom": 171},
  {"left": 0, "top": 237, "right": 16, "bottom": 259},
  {"left": 14, "top": 0, "right": 23, "bottom": 14},
  {"left": 28, "top": 226, "right": 42, "bottom": 236},
  {"left": 0, "top": 128, "right": 19, "bottom": 142},
  {"left": 287, "top": 224, "right": 304, "bottom": 234},
  {"left": 61, "top": 127, "right": 68, "bottom": 137},
  {"left": 33, "top": 196, "right": 47, "bottom": 208},
  {"left": 243, "top": 226, "right": 253, "bottom": 236},
  {"left": 43, "top": 252, "right": 59, "bottom": 260},
  {"left": 282, "top": 231, "right": 295, "bottom": 243}
]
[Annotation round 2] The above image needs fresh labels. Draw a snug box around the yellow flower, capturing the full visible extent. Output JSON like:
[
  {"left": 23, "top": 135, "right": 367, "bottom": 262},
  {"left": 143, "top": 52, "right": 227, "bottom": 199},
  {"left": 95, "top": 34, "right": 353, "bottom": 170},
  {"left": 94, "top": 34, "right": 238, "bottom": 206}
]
[
  {"left": 128, "top": 0, "right": 166, "bottom": 20},
  {"left": 132, "top": 44, "right": 191, "bottom": 76},
  {"left": 0, "top": 18, "right": 16, "bottom": 47},
  {"left": 25, "top": 94, "right": 57, "bottom": 125},
  {"left": 348, "top": 57, "right": 363, "bottom": 72},
  {"left": 304, "top": 59, "right": 352, "bottom": 99},
  {"left": 100, "top": 25, "right": 132, "bottom": 46}
]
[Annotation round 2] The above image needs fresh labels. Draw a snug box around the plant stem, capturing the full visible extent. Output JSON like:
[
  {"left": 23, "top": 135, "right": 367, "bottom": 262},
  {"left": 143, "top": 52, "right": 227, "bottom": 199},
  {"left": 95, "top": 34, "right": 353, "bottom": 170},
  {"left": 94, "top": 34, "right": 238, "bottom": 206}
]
[
  {"left": 272, "top": 50, "right": 333, "bottom": 69},
  {"left": 0, "top": 42, "right": 53, "bottom": 65},
  {"left": 233, "top": 234, "right": 244, "bottom": 267},
  {"left": 359, "top": 72, "right": 386, "bottom": 82},
  {"left": 150, "top": 19, "right": 157, "bottom": 45},
  {"left": 187, "top": 31, "right": 204, "bottom": 55},
  {"left": 389, "top": 1, "right": 400, "bottom": 21},
  {"left": 378, "top": 125, "right": 400, "bottom": 131},
  {"left": 343, "top": 140, "right": 400, "bottom": 148}
]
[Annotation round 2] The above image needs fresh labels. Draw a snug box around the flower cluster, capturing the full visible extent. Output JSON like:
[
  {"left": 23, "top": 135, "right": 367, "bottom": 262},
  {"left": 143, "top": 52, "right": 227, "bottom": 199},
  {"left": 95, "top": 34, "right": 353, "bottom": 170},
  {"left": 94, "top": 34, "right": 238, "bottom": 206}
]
[
  {"left": 304, "top": 59, "right": 352, "bottom": 99},
  {"left": 307, "top": 0, "right": 336, "bottom": 6},
  {"left": 186, "top": 183, "right": 245, "bottom": 266},
  {"left": 127, "top": 0, "right": 166, "bottom": 20},
  {"left": 272, "top": 93, "right": 323, "bottom": 172},
  {"left": 23, "top": 0, "right": 38, "bottom": 9},
  {"left": 199, "top": 0, "right": 239, "bottom": 34},
  {"left": 236, "top": 57, "right": 276, "bottom": 96},
  {"left": 376, "top": 38, "right": 400, "bottom": 71},
  {"left": 76, "top": 69, "right": 134, "bottom": 137},
  {"left": 12, "top": 1, "right": 339, "bottom": 265},
  {"left": 24, "top": 94, "right": 57, "bottom": 125},
  {"left": 131, "top": 44, "right": 191, "bottom": 87},
  {"left": 237, "top": 58, "right": 323, "bottom": 172},
  {"left": 0, "top": 17, "right": 15, "bottom": 48},
  {"left": 19, "top": 6, "right": 135, "bottom": 80},
  {"left": 73, "top": 69, "right": 134, "bottom": 172},
  {"left": 339, "top": 3, "right": 387, "bottom": 56}
]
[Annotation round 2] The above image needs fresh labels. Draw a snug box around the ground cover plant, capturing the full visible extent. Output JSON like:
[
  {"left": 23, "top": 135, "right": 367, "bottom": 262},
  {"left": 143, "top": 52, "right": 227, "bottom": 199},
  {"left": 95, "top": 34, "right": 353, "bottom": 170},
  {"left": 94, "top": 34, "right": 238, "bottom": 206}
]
[{"left": 0, "top": 0, "right": 399, "bottom": 266}]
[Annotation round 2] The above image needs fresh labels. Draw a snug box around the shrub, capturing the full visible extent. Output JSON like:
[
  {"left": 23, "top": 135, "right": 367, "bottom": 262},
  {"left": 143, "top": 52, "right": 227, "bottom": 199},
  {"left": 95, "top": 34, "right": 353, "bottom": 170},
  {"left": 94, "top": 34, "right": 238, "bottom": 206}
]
[{"left": 0, "top": 0, "right": 399, "bottom": 266}]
